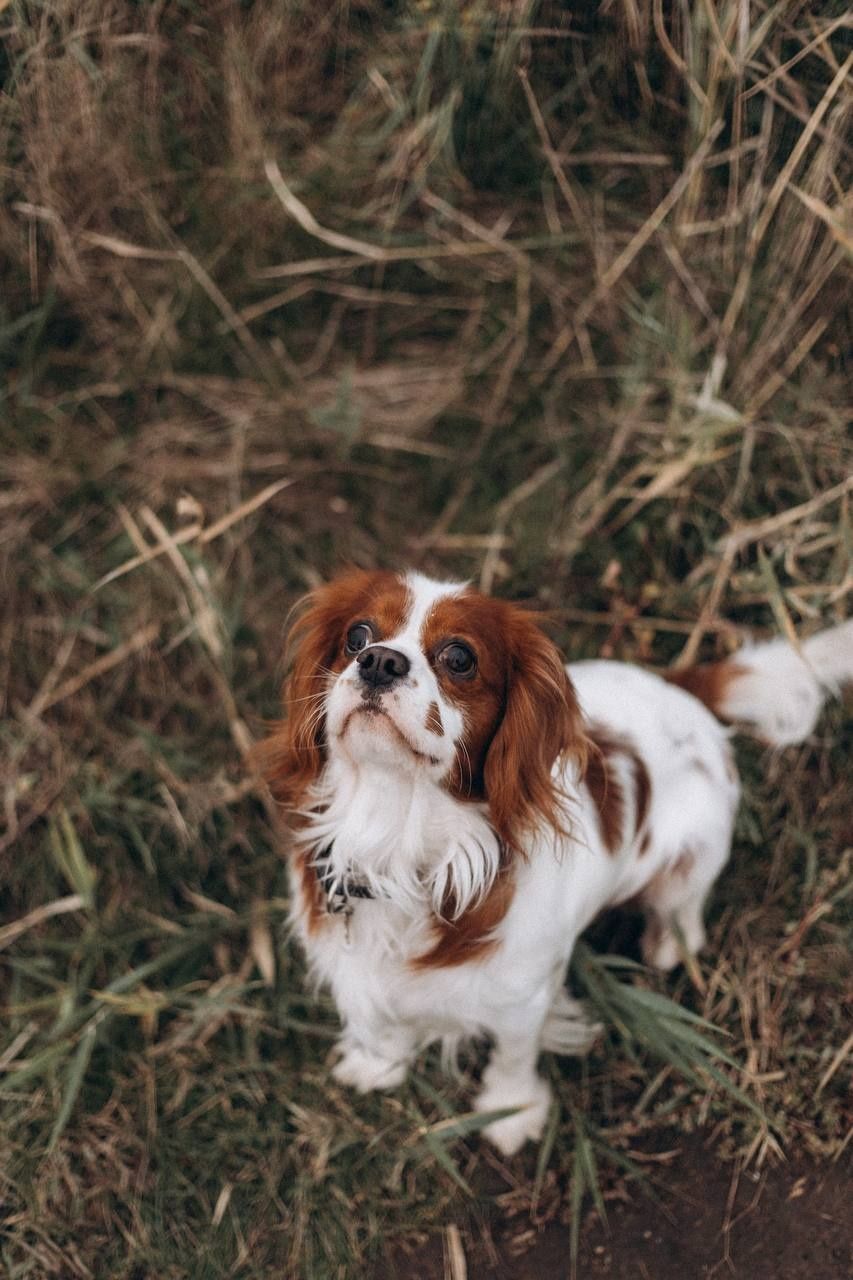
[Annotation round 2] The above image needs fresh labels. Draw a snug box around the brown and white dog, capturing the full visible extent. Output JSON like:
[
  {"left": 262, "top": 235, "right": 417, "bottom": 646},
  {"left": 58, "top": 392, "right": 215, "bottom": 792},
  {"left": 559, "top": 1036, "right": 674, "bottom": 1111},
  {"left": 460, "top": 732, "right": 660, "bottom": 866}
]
[{"left": 265, "top": 569, "right": 851, "bottom": 1155}]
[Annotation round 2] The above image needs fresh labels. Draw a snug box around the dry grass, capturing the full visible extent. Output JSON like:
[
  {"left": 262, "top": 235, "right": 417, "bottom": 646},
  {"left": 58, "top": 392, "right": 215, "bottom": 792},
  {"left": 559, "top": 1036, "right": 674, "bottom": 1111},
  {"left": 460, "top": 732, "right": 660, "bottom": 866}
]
[{"left": 1, "top": 2, "right": 851, "bottom": 1277}]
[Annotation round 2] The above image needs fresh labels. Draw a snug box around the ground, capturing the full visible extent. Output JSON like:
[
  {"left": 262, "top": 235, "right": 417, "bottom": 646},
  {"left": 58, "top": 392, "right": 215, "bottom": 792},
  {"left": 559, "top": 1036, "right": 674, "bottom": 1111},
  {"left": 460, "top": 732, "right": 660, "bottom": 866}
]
[{"left": 392, "top": 1138, "right": 853, "bottom": 1279}]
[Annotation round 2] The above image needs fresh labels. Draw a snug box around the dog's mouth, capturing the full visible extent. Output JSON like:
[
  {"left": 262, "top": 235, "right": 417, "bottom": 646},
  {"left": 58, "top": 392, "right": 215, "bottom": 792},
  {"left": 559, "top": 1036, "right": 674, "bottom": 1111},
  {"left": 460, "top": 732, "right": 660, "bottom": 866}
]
[
  {"left": 343, "top": 701, "right": 404, "bottom": 741},
  {"left": 341, "top": 703, "right": 440, "bottom": 767}
]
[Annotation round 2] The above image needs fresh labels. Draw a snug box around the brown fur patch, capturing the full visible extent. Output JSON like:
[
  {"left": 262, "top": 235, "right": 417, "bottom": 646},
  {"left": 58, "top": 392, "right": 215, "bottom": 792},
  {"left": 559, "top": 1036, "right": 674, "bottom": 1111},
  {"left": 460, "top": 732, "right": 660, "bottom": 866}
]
[
  {"left": 639, "top": 829, "right": 652, "bottom": 856},
  {"left": 631, "top": 750, "right": 651, "bottom": 831},
  {"left": 420, "top": 593, "right": 513, "bottom": 803},
  {"left": 584, "top": 724, "right": 652, "bottom": 854},
  {"left": 425, "top": 701, "right": 444, "bottom": 736},
  {"left": 411, "top": 863, "right": 516, "bottom": 970},
  {"left": 584, "top": 728, "right": 625, "bottom": 853},
  {"left": 421, "top": 590, "right": 585, "bottom": 854},
  {"left": 664, "top": 660, "right": 747, "bottom": 720}
]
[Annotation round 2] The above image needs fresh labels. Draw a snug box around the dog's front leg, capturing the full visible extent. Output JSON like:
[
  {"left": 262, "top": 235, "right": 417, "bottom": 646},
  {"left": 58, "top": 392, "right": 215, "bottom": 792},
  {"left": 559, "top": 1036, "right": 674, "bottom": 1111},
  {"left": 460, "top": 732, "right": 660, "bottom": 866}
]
[{"left": 474, "top": 998, "right": 552, "bottom": 1156}]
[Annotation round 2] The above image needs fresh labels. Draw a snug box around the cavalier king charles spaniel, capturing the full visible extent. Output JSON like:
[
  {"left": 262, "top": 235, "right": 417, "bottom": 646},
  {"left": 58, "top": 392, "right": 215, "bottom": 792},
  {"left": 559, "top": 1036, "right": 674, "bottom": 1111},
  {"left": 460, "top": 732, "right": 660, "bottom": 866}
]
[{"left": 265, "top": 569, "right": 851, "bottom": 1155}]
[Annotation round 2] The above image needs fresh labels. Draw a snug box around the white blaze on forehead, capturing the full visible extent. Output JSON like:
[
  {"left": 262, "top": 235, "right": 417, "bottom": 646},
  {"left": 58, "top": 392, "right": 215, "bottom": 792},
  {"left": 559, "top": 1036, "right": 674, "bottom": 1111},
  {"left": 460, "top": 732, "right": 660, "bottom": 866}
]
[{"left": 399, "top": 572, "right": 467, "bottom": 645}]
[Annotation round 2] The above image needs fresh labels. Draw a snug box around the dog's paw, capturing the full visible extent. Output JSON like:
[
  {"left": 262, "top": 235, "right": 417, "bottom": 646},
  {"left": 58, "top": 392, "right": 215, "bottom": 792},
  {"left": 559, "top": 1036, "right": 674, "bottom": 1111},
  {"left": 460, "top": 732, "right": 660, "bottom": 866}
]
[
  {"left": 475, "top": 1075, "right": 552, "bottom": 1157},
  {"left": 332, "top": 1043, "right": 408, "bottom": 1092}
]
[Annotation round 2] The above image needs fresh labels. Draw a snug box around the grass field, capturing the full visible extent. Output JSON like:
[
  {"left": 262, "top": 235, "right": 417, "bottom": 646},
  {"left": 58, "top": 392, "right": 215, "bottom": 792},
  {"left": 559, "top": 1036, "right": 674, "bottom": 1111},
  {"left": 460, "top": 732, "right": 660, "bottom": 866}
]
[{"left": 1, "top": 2, "right": 851, "bottom": 1277}]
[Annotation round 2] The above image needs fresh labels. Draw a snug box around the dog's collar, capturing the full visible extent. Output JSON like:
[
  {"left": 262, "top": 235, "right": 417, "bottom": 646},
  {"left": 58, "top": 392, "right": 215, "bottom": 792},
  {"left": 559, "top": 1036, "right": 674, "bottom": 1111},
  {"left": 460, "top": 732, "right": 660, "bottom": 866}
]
[
  {"left": 312, "top": 845, "right": 376, "bottom": 915},
  {"left": 311, "top": 836, "right": 509, "bottom": 918}
]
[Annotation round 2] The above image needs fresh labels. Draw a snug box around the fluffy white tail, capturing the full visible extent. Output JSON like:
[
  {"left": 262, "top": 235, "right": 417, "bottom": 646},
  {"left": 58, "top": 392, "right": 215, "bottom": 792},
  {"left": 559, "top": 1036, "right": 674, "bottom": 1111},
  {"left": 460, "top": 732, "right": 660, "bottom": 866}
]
[{"left": 667, "top": 620, "right": 853, "bottom": 747}]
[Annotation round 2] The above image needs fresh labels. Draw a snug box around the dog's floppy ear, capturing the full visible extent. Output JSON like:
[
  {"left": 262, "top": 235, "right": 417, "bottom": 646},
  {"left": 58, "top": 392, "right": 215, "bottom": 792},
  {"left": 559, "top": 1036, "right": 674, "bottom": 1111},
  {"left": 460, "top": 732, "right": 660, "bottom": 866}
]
[
  {"left": 260, "top": 569, "right": 387, "bottom": 810},
  {"left": 483, "top": 610, "right": 585, "bottom": 854},
  {"left": 260, "top": 588, "right": 342, "bottom": 811},
  {"left": 260, "top": 568, "right": 411, "bottom": 809}
]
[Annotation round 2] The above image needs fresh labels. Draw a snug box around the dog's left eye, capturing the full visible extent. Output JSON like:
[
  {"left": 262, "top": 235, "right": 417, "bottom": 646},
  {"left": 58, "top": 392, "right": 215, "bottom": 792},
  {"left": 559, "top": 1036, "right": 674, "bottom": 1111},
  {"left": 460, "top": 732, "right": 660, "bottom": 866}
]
[
  {"left": 345, "top": 623, "right": 374, "bottom": 655},
  {"left": 439, "top": 642, "right": 477, "bottom": 678}
]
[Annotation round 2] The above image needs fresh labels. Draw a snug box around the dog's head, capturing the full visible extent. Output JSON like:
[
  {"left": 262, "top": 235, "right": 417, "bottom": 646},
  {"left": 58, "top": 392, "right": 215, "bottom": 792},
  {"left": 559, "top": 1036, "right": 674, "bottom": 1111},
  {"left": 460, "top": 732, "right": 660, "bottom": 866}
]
[{"left": 266, "top": 569, "right": 584, "bottom": 853}]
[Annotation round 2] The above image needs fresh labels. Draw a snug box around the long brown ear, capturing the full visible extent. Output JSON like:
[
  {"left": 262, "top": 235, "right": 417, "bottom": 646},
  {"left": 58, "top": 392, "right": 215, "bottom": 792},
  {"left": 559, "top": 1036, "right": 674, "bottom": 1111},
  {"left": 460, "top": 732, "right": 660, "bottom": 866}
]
[
  {"left": 259, "top": 568, "right": 407, "bottom": 813},
  {"left": 259, "top": 572, "right": 364, "bottom": 811},
  {"left": 259, "top": 593, "right": 340, "bottom": 812},
  {"left": 483, "top": 612, "right": 585, "bottom": 854}
]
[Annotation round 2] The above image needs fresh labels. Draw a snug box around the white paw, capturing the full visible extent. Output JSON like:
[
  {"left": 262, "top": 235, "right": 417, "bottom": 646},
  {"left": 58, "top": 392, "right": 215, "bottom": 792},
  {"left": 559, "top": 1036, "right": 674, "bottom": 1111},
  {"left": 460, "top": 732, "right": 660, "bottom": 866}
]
[
  {"left": 541, "top": 990, "right": 603, "bottom": 1055},
  {"left": 332, "top": 1043, "right": 409, "bottom": 1092},
  {"left": 475, "top": 1076, "right": 552, "bottom": 1156}
]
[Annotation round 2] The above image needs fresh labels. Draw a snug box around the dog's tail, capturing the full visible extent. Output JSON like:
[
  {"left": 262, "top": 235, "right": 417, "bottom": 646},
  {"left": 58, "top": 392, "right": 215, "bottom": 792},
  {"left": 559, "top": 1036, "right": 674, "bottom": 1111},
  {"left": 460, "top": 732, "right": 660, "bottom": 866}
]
[{"left": 666, "top": 620, "right": 853, "bottom": 746}]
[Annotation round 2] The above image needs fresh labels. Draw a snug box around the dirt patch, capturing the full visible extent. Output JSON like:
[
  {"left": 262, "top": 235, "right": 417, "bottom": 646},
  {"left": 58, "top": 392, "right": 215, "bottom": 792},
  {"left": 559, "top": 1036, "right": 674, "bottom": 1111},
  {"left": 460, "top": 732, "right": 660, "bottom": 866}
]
[{"left": 388, "top": 1138, "right": 852, "bottom": 1279}]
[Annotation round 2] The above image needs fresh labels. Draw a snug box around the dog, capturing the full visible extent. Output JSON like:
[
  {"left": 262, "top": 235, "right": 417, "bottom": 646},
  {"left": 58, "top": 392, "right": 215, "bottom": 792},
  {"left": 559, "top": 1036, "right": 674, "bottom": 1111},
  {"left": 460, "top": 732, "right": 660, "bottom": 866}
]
[{"left": 264, "top": 568, "right": 851, "bottom": 1155}]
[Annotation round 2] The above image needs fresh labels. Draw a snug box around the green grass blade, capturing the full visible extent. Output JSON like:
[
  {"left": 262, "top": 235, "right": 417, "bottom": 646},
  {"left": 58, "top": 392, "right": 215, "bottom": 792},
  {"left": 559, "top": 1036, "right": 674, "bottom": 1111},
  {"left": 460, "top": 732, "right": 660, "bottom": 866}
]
[
  {"left": 574, "top": 1109, "right": 607, "bottom": 1227},
  {"left": 47, "top": 1021, "right": 97, "bottom": 1153},
  {"left": 420, "top": 1132, "right": 474, "bottom": 1196},
  {"left": 607, "top": 982, "right": 731, "bottom": 1035},
  {"left": 531, "top": 1098, "right": 561, "bottom": 1214}
]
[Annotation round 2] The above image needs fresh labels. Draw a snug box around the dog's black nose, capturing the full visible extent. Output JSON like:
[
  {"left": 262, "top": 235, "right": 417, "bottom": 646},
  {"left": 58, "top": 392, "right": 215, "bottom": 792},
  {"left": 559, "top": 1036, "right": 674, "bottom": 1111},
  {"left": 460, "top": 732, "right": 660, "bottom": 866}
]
[{"left": 356, "top": 645, "right": 410, "bottom": 688}]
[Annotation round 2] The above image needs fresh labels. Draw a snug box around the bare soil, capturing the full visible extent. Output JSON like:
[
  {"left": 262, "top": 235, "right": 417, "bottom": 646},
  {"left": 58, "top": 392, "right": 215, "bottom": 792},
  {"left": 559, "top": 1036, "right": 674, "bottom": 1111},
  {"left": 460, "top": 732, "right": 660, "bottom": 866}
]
[{"left": 389, "top": 1138, "right": 852, "bottom": 1279}]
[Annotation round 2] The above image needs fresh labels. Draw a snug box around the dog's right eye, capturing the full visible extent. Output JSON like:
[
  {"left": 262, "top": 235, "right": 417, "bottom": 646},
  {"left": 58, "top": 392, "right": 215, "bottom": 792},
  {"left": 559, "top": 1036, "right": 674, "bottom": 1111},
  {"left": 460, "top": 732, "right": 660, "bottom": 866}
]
[{"left": 345, "top": 623, "right": 374, "bottom": 655}]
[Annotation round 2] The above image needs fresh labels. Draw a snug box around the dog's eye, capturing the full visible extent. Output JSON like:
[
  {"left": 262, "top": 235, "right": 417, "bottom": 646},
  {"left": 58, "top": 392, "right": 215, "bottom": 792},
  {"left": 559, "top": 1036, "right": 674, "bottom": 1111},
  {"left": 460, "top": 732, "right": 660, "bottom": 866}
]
[
  {"left": 439, "top": 642, "right": 477, "bottom": 678},
  {"left": 345, "top": 623, "right": 374, "bottom": 655}
]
